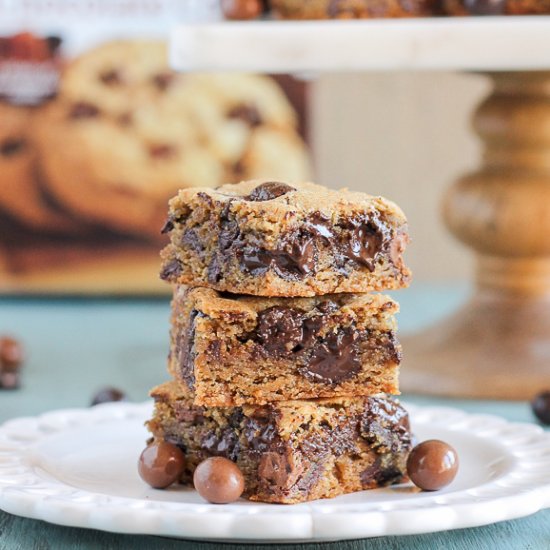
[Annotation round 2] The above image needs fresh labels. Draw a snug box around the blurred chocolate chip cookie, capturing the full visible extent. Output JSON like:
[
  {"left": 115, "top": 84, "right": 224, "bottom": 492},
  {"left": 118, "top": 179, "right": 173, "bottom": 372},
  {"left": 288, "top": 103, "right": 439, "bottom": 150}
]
[
  {"left": 33, "top": 40, "right": 310, "bottom": 239},
  {"left": 0, "top": 101, "right": 79, "bottom": 233}
]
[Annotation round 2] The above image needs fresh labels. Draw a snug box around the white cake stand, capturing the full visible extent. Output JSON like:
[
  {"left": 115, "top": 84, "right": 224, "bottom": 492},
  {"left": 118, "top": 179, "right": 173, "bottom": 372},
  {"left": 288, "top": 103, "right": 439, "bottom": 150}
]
[{"left": 170, "top": 17, "right": 550, "bottom": 399}]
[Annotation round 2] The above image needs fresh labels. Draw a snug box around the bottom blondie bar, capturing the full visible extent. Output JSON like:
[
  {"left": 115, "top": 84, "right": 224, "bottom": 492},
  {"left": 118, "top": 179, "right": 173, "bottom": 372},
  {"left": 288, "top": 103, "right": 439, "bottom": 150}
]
[{"left": 147, "top": 381, "right": 412, "bottom": 504}]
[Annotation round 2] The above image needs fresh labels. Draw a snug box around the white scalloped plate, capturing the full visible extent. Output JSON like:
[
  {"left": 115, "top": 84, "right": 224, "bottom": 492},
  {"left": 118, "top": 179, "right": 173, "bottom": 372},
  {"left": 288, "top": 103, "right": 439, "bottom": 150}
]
[{"left": 1, "top": 402, "right": 549, "bottom": 542}]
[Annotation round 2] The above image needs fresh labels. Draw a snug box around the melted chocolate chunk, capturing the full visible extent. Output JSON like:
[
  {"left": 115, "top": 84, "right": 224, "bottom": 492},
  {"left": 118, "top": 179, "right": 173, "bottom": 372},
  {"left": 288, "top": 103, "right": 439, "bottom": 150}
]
[
  {"left": 360, "top": 457, "right": 403, "bottom": 487},
  {"left": 99, "top": 69, "right": 123, "bottom": 85},
  {"left": 241, "top": 232, "right": 316, "bottom": 278},
  {"left": 1, "top": 138, "right": 25, "bottom": 157},
  {"left": 464, "top": 0, "right": 506, "bottom": 15},
  {"left": 160, "top": 258, "right": 183, "bottom": 280},
  {"left": 69, "top": 102, "right": 100, "bottom": 119},
  {"left": 227, "top": 103, "right": 262, "bottom": 126},
  {"left": 340, "top": 215, "right": 388, "bottom": 272},
  {"left": 153, "top": 72, "right": 175, "bottom": 91},
  {"left": 306, "top": 213, "right": 335, "bottom": 239},
  {"left": 256, "top": 306, "right": 305, "bottom": 356},
  {"left": 360, "top": 398, "right": 411, "bottom": 454},
  {"left": 177, "top": 309, "right": 199, "bottom": 389},
  {"left": 246, "top": 182, "right": 296, "bottom": 202}
]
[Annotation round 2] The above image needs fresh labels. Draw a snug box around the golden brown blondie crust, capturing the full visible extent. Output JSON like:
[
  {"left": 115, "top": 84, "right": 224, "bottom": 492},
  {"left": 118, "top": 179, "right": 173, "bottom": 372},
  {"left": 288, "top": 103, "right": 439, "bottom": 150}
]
[
  {"left": 147, "top": 381, "right": 412, "bottom": 504},
  {"left": 170, "top": 285, "right": 401, "bottom": 406},
  {"left": 160, "top": 180, "right": 410, "bottom": 297},
  {"left": 442, "top": 0, "right": 550, "bottom": 14}
]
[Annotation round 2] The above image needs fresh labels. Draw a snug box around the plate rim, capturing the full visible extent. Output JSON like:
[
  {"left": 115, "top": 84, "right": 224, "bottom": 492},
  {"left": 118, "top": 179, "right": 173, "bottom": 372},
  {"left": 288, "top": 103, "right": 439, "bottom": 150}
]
[{"left": 1, "top": 401, "right": 549, "bottom": 541}]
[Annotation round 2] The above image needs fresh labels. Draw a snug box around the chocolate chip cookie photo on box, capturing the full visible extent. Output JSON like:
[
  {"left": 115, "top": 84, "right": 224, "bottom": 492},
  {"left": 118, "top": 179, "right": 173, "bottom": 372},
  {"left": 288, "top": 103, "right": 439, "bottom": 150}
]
[
  {"left": 0, "top": 101, "right": 80, "bottom": 234},
  {"left": 32, "top": 40, "right": 311, "bottom": 240}
]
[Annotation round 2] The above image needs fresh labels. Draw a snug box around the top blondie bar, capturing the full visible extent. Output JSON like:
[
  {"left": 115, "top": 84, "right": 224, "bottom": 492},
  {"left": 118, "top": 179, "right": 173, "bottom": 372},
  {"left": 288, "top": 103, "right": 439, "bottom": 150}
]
[{"left": 160, "top": 180, "right": 410, "bottom": 297}]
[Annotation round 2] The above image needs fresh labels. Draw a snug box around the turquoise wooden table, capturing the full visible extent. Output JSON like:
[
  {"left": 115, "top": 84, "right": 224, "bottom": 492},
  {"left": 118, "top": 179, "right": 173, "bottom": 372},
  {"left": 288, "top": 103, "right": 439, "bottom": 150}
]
[{"left": 1, "top": 284, "right": 549, "bottom": 549}]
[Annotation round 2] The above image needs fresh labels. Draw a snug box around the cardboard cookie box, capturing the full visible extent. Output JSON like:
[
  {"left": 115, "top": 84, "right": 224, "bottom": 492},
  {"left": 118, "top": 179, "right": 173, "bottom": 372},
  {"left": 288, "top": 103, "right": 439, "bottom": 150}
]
[{"left": 0, "top": 0, "right": 311, "bottom": 295}]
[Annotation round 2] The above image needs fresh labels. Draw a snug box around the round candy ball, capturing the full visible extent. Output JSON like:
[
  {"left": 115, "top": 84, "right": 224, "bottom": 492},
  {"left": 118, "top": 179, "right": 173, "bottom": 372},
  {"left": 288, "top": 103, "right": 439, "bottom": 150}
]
[
  {"left": 90, "top": 387, "right": 127, "bottom": 406},
  {"left": 531, "top": 391, "right": 550, "bottom": 425},
  {"left": 221, "top": 0, "right": 263, "bottom": 20},
  {"left": 138, "top": 441, "right": 186, "bottom": 489},
  {"left": 407, "top": 439, "right": 459, "bottom": 491},
  {"left": 193, "top": 457, "right": 245, "bottom": 504},
  {"left": 0, "top": 336, "right": 24, "bottom": 368}
]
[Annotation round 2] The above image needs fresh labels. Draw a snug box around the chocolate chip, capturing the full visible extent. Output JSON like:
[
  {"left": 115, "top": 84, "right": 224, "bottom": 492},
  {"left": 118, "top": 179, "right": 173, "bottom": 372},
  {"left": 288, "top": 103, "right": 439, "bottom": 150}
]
[
  {"left": 464, "top": 0, "right": 506, "bottom": 14},
  {"left": 99, "top": 69, "right": 123, "bottom": 85},
  {"left": 258, "top": 452, "right": 296, "bottom": 488},
  {"left": 149, "top": 144, "right": 176, "bottom": 159},
  {"left": 182, "top": 228, "right": 205, "bottom": 253},
  {"left": 193, "top": 457, "right": 245, "bottom": 504},
  {"left": 1, "top": 138, "right": 26, "bottom": 157},
  {"left": 242, "top": 414, "right": 281, "bottom": 454},
  {"left": 256, "top": 306, "right": 304, "bottom": 356},
  {"left": 90, "top": 387, "right": 127, "bottom": 406},
  {"left": 152, "top": 72, "right": 175, "bottom": 91},
  {"left": 117, "top": 112, "right": 133, "bottom": 126},
  {"left": 531, "top": 391, "right": 550, "bottom": 425},
  {"left": 227, "top": 103, "right": 262, "bottom": 126},
  {"left": 160, "top": 258, "right": 183, "bottom": 281},
  {"left": 138, "top": 441, "right": 186, "bottom": 489},
  {"left": 299, "top": 328, "right": 361, "bottom": 384},
  {"left": 69, "top": 102, "right": 100, "bottom": 119},
  {"left": 407, "top": 440, "right": 459, "bottom": 491},
  {"left": 246, "top": 182, "right": 296, "bottom": 201}
]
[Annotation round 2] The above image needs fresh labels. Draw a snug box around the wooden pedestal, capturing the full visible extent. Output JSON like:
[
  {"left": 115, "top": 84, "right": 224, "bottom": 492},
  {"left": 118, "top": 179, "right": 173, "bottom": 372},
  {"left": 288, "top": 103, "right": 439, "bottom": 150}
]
[{"left": 401, "top": 72, "right": 550, "bottom": 400}]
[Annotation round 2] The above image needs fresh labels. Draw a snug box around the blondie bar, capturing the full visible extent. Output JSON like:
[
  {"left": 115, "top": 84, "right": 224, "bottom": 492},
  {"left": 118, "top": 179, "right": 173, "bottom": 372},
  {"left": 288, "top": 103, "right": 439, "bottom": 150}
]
[
  {"left": 169, "top": 285, "right": 401, "bottom": 406},
  {"left": 160, "top": 180, "right": 410, "bottom": 297},
  {"left": 147, "top": 381, "right": 412, "bottom": 504}
]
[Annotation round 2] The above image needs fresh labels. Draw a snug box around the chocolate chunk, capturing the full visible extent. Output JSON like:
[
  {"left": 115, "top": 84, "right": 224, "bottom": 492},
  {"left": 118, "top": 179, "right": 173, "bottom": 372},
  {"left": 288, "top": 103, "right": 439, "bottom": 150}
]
[
  {"left": 361, "top": 458, "right": 403, "bottom": 487},
  {"left": 360, "top": 398, "right": 411, "bottom": 454},
  {"left": 300, "top": 419, "right": 357, "bottom": 459},
  {"left": 99, "top": 69, "right": 123, "bottom": 85},
  {"left": 90, "top": 387, "right": 127, "bottom": 406},
  {"left": 153, "top": 72, "right": 175, "bottom": 91},
  {"left": 1, "top": 138, "right": 26, "bottom": 157},
  {"left": 181, "top": 228, "right": 205, "bottom": 253},
  {"left": 256, "top": 306, "right": 304, "bottom": 356},
  {"left": 464, "top": 0, "right": 506, "bottom": 15},
  {"left": 193, "top": 457, "right": 245, "bottom": 504},
  {"left": 177, "top": 309, "right": 199, "bottom": 389},
  {"left": 306, "top": 213, "right": 335, "bottom": 239},
  {"left": 160, "top": 218, "right": 174, "bottom": 234},
  {"left": 241, "top": 232, "right": 316, "bottom": 278},
  {"left": 242, "top": 414, "right": 281, "bottom": 454},
  {"left": 149, "top": 144, "right": 176, "bottom": 159},
  {"left": 258, "top": 451, "right": 297, "bottom": 488},
  {"left": 246, "top": 182, "right": 295, "bottom": 201},
  {"left": 227, "top": 102, "right": 262, "bottom": 126},
  {"left": 138, "top": 441, "right": 186, "bottom": 489},
  {"left": 299, "top": 328, "right": 361, "bottom": 384},
  {"left": 69, "top": 102, "right": 100, "bottom": 119},
  {"left": 201, "top": 427, "right": 240, "bottom": 461},
  {"left": 407, "top": 440, "right": 459, "bottom": 491},
  {"left": 531, "top": 391, "right": 550, "bottom": 425},
  {"left": 341, "top": 216, "right": 388, "bottom": 272},
  {"left": 160, "top": 258, "right": 183, "bottom": 280}
]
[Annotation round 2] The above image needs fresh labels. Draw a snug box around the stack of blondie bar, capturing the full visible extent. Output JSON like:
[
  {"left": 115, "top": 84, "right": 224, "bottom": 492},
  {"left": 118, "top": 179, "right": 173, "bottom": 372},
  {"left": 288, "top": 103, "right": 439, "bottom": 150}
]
[{"left": 146, "top": 180, "right": 413, "bottom": 503}]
